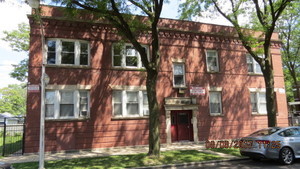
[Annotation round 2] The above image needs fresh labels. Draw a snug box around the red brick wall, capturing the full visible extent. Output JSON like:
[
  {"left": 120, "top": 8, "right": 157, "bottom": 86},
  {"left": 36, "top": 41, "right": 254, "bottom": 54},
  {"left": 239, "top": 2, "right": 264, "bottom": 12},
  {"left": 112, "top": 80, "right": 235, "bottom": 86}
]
[{"left": 25, "top": 6, "right": 288, "bottom": 153}]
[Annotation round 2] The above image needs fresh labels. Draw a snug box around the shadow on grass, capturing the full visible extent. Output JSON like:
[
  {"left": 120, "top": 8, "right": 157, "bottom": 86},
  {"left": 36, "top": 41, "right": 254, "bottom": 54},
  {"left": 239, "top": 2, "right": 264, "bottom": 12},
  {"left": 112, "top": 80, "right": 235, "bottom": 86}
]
[
  {"left": 0, "top": 137, "right": 23, "bottom": 156},
  {"left": 13, "top": 150, "right": 223, "bottom": 169},
  {"left": 209, "top": 148, "right": 242, "bottom": 157}
]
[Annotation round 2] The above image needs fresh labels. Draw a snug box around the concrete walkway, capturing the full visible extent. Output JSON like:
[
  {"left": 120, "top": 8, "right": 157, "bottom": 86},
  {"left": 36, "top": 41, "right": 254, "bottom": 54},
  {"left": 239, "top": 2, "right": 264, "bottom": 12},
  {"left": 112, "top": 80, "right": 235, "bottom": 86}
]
[{"left": 0, "top": 142, "right": 244, "bottom": 165}]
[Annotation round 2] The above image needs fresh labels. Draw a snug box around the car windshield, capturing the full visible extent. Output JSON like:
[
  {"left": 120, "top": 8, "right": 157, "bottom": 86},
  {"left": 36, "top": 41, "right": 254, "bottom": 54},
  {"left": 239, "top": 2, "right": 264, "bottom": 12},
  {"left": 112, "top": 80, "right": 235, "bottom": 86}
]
[{"left": 249, "top": 128, "right": 281, "bottom": 136}]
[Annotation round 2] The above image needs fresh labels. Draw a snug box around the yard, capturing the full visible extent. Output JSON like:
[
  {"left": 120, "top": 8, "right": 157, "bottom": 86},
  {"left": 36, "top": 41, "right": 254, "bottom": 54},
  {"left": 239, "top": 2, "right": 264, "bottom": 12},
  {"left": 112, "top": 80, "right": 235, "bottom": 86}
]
[
  {"left": 0, "top": 129, "right": 23, "bottom": 156},
  {"left": 13, "top": 150, "right": 224, "bottom": 169}
]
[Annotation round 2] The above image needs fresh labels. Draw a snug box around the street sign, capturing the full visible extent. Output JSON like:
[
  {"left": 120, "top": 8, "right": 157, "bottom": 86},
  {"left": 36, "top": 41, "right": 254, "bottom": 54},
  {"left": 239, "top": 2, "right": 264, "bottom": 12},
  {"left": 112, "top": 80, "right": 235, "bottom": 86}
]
[
  {"left": 190, "top": 87, "right": 205, "bottom": 96},
  {"left": 28, "top": 85, "right": 40, "bottom": 93}
]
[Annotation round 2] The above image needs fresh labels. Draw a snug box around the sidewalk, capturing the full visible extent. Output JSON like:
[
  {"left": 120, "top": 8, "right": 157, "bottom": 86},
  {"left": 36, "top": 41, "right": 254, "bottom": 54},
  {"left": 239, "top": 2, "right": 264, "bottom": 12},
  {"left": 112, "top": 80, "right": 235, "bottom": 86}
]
[{"left": 0, "top": 142, "right": 247, "bottom": 166}]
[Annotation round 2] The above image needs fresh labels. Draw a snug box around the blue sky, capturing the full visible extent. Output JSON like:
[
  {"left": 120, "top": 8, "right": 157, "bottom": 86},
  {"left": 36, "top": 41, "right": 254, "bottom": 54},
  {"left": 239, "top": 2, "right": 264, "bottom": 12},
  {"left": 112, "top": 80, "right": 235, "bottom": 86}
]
[{"left": 0, "top": 0, "right": 229, "bottom": 89}]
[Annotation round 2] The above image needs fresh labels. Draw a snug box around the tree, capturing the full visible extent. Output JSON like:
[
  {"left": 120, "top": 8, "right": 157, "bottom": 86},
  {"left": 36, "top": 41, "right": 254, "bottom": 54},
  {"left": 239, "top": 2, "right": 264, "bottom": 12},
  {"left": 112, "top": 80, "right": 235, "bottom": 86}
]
[
  {"left": 0, "top": 84, "right": 26, "bottom": 116},
  {"left": 180, "top": 0, "right": 294, "bottom": 127},
  {"left": 2, "top": 22, "right": 30, "bottom": 82},
  {"left": 51, "top": 0, "right": 165, "bottom": 156},
  {"left": 2, "top": 23, "right": 30, "bottom": 52},
  {"left": 10, "top": 59, "right": 28, "bottom": 82},
  {"left": 277, "top": 2, "right": 300, "bottom": 102}
]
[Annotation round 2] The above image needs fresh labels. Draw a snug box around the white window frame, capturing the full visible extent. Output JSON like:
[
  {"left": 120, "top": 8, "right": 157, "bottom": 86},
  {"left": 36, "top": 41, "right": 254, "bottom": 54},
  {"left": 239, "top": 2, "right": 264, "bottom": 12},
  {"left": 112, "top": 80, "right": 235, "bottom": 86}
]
[
  {"left": 45, "top": 38, "right": 90, "bottom": 66},
  {"left": 246, "top": 54, "right": 263, "bottom": 74},
  {"left": 45, "top": 89, "right": 90, "bottom": 120},
  {"left": 112, "top": 43, "right": 149, "bottom": 69},
  {"left": 209, "top": 89, "right": 222, "bottom": 115},
  {"left": 249, "top": 89, "right": 267, "bottom": 115},
  {"left": 79, "top": 91, "right": 89, "bottom": 117},
  {"left": 173, "top": 62, "right": 186, "bottom": 88},
  {"left": 112, "top": 90, "right": 148, "bottom": 117},
  {"left": 206, "top": 50, "right": 219, "bottom": 72},
  {"left": 142, "top": 91, "right": 149, "bottom": 116}
]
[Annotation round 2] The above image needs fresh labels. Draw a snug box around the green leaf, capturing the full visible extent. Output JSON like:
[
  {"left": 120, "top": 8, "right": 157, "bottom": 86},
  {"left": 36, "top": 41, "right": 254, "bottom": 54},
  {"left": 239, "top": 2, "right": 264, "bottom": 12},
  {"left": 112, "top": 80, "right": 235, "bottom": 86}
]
[
  {"left": 2, "top": 23, "right": 29, "bottom": 52},
  {"left": 0, "top": 84, "right": 26, "bottom": 115}
]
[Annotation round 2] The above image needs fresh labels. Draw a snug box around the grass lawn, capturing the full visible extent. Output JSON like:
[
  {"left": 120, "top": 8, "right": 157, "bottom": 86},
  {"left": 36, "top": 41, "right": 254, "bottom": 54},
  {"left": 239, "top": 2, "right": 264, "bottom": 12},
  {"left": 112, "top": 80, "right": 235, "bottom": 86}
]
[
  {"left": 13, "top": 150, "right": 224, "bottom": 169},
  {"left": 209, "top": 148, "right": 242, "bottom": 157},
  {"left": 0, "top": 135, "right": 23, "bottom": 156}
]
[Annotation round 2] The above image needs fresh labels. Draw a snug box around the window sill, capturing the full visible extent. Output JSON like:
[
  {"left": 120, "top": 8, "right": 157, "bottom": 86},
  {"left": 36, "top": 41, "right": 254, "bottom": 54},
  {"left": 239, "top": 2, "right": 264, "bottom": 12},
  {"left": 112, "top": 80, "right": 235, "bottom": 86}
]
[
  {"left": 207, "top": 71, "right": 220, "bottom": 74},
  {"left": 173, "top": 86, "right": 187, "bottom": 89},
  {"left": 248, "top": 73, "right": 263, "bottom": 76},
  {"left": 251, "top": 113, "right": 267, "bottom": 116},
  {"left": 112, "top": 116, "right": 149, "bottom": 120},
  {"left": 45, "top": 117, "right": 90, "bottom": 121},
  {"left": 46, "top": 64, "right": 91, "bottom": 69},
  {"left": 111, "top": 67, "right": 146, "bottom": 71},
  {"left": 210, "top": 114, "right": 224, "bottom": 116}
]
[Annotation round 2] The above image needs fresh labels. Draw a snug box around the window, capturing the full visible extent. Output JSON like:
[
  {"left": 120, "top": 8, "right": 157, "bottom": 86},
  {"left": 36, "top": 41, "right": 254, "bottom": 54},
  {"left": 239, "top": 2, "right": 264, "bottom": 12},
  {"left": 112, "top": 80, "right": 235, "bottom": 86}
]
[
  {"left": 173, "top": 63, "right": 185, "bottom": 87},
  {"left": 112, "top": 43, "right": 148, "bottom": 68},
  {"left": 250, "top": 128, "right": 281, "bottom": 136},
  {"left": 47, "top": 41, "right": 56, "bottom": 64},
  {"left": 112, "top": 91, "right": 122, "bottom": 116},
  {"left": 279, "top": 128, "right": 300, "bottom": 137},
  {"left": 246, "top": 54, "right": 262, "bottom": 74},
  {"left": 45, "top": 91, "right": 55, "bottom": 118},
  {"left": 250, "top": 93, "right": 258, "bottom": 112},
  {"left": 46, "top": 39, "right": 90, "bottom": 66},
  {"left": 143, "top": 91, "right": 149, "bottom": 116},
  {"left": 79, "top": 91, "right": 89, "bottom": 117},
  {"left": 61, "top": 42, "right": 75, "bottom": 64},
  {"left": 126, "top": 91, "right": 139, "bottom": 115},
  {"left": 209, "top": 91, "right": 222, "bottom": 115},
  {"left": 80, "top": 43, "right": 89, "bottom": 65},
  {"left": 206, "top": 50, "right": 219, "bottom": 72},
  {"left": 60, "top": 91, "right": 74, "bottom": 117},
  {"left": 250, "top": 92, "right": 267, "bottom": 114},
  {"left": 112, "top": 90, "right": 148, "bottom": 117},
  {"left": 45, "top": 90, "right": 90, "bottom": 119},
  {"left": 125, "top": 46, "right": 138, "bottom": 67}
]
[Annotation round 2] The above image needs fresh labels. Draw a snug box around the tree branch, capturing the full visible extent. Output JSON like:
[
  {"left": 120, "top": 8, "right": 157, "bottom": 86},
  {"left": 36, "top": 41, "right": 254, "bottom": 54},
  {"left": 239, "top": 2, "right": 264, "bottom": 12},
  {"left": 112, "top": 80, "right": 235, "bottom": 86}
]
[
  {"left": 109, "top": 0, "right": 150, "bottom": 68},
  {"left": 269, "top": 0, "right": 275, "bottom": 21},
  {"left": 212, "top": 0, "right": 262, "bottom": 64},
  {"left": 128, "top": 0, "right": 154, "bottom": 19},
  {"left": 253, "top": 0, "right": 266, "bottom": 26},
  {"left": 273, "top": 0, "right": 292, "bottom": 22},
  {"left": 142, "top": 0, "right": 153, "bottom": 13},
  {"left": 212, "top": 0, "right": 233, "bottom": 23}
]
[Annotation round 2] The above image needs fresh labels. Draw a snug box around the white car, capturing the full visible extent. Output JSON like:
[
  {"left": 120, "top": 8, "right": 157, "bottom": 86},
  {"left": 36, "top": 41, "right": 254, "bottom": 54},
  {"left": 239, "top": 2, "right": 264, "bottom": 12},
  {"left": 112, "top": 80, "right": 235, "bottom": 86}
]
[{"left": 240, "top": 127, "right": 300, "bottom": 165}]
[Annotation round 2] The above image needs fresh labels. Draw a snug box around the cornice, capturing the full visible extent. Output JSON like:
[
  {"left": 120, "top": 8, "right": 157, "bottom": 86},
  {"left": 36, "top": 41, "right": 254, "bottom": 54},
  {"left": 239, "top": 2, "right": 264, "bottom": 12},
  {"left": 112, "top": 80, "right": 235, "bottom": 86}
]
[
  {"left": 29, "top": 16, "right": 117, "bottom": 34},
  {"left": 28, "top": 16, "right": 281, "bottom": 47}
]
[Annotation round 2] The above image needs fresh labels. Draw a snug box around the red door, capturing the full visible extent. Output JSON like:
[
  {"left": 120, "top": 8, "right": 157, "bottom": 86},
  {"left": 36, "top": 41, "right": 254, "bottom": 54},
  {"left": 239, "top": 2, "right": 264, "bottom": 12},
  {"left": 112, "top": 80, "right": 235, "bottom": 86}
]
[{"left": 171, "top": 110, "right": 193, "bottom": 142}]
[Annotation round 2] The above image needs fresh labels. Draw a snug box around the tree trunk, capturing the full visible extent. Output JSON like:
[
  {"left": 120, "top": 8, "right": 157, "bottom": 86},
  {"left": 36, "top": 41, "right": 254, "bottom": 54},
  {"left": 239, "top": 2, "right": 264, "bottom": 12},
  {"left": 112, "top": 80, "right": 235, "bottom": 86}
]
[
  {"left": 264, "top": 62, "right": 277, "bottom": 127},
  {"left": 146, "top": 69, "right": 160, "bottom": 156}
]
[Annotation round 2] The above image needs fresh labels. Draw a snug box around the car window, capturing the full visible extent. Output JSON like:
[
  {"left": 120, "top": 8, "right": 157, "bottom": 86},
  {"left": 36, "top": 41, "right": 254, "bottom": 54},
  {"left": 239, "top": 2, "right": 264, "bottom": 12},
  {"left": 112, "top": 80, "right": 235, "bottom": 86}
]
[
  {"left": 279, "top": 128, "right": 300, "bottom": 137},
  {"left": 249, "top": 128, "right": 281, "bottom": 136}
]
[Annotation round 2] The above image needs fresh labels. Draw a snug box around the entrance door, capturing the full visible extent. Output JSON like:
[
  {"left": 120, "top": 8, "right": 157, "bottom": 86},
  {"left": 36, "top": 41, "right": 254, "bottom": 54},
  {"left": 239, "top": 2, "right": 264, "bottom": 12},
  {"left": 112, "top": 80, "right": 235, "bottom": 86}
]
[{"left": 171, "top": 110, "right": 193, "bottom": 142}]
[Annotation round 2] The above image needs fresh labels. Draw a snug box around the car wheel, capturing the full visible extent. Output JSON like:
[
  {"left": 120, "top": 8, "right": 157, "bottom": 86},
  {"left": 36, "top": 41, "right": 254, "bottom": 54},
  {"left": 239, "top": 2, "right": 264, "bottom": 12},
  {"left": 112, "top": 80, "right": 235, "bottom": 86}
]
[{"left": 279, "top": 147, "right": 294, "bottom": 165}]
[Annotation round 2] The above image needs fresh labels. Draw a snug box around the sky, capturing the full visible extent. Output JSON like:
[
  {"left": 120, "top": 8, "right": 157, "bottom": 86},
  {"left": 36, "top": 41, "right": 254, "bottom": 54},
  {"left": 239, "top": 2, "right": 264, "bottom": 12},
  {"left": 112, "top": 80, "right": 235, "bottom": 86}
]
[
  {"left": 0, "top": 0, "right": 231, "bottom": 89},
  {"left": 0, "top": 0, "right": 30, "bottom": 88}
]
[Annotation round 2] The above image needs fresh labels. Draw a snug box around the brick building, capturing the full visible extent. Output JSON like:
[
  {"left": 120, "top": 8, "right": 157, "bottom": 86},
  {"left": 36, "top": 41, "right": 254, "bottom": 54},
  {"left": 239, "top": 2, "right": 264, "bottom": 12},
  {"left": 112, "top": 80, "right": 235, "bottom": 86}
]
[{"left": 25, "top": 5, "right": 289, "bottom": 153}]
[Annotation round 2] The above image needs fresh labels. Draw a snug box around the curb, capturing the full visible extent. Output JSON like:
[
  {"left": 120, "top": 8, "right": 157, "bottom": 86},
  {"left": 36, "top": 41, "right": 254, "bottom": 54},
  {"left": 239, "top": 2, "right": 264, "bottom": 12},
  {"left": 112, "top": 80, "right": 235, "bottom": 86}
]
[{"left": 130, "top": 157, "right": 250, "bottom": 169}]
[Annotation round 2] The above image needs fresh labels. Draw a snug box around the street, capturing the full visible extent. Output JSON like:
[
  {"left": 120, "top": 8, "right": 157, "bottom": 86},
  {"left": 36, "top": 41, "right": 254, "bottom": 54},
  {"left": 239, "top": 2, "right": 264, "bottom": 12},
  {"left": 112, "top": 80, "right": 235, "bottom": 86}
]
[{"left": 186, "top": 159, "right": 300, "bottom": 169}]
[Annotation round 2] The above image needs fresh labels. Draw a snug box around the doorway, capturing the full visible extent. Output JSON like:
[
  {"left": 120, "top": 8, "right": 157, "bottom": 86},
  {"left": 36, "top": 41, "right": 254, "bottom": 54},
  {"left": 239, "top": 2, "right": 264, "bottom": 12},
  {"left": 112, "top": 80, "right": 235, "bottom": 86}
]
[{"left": 171, "top": 110, "right": 194, "bottom": 142}]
